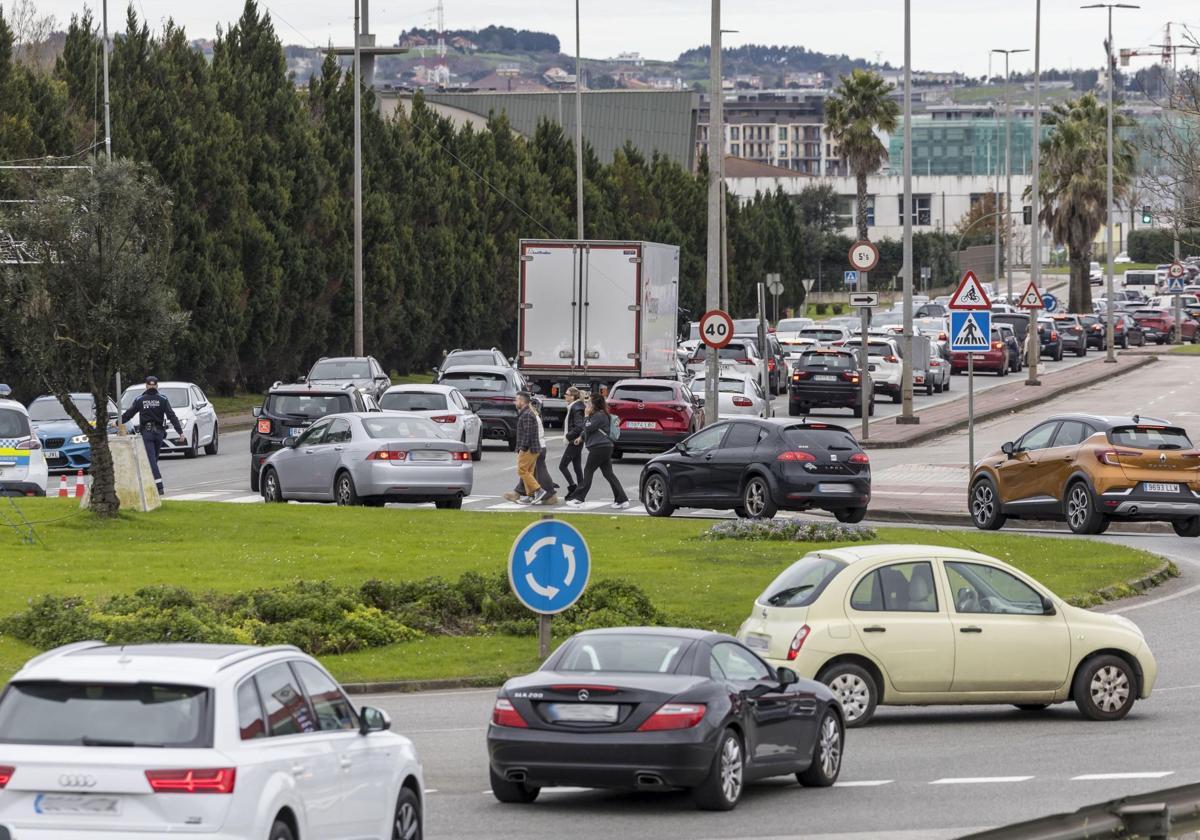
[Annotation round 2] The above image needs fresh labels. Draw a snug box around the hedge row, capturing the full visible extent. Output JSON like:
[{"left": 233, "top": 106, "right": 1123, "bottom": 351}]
[{"left": 1127, "top": 229, "right": 1200, "bottom": 263}]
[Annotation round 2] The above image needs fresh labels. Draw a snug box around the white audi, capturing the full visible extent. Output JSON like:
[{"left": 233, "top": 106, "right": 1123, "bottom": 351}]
[{"left": 0, "top": 643, "right": 423, "bottom": 840}]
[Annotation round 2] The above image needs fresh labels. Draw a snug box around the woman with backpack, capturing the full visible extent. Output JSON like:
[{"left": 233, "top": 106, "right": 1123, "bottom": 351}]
[{"left": 564, "top": 393, "right": 630, "bottom": 509}]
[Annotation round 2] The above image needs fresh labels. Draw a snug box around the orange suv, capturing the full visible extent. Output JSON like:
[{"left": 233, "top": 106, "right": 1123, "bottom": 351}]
[{"left": 969, "top": 414, "right": 1200, "bottom": 536}]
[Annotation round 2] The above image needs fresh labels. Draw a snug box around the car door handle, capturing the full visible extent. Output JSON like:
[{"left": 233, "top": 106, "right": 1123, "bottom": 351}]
[
  {"left": 960, "top": 626, "right": 983, "bottom": 633},
  {"left": 334, "top": 446, "right": 345, "bottom": 452},
  {"left": 863, "top": 626, "right": 886, "bottom": 633},
  {"left": 704, "top": 453, "right": 714, "bottom": 461},
  {"left": 291, "top": 764, "right": 306, "bottom": 776}
]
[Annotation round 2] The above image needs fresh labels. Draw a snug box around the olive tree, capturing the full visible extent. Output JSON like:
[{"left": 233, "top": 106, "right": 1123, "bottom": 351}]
[{"left": 0, "top": 158, "right": 185, "bottom": 517}]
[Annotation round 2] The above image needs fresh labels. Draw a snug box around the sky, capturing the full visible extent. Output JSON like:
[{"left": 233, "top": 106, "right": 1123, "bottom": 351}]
[{"left": 29, "top": 0, "right": 1200, "bottom": 78}]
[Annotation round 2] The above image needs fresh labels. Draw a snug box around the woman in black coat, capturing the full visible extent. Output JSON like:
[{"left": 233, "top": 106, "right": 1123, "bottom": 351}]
[
  {"left": 564, "top": 393, "right": 629, "bottom": 508},
  {"left": 559, "top": 387, "right": 586, "bottom": 496}
]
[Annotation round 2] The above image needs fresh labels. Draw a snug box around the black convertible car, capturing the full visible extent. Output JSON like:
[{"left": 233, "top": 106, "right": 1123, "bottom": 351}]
[{"left": 486, "top": 627, "right": 845, "bottom": 811}]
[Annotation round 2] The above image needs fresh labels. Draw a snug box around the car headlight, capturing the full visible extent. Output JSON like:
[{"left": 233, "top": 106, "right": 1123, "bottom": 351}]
[{"left": 70, "top": 433, "right": 90, "bottom": 444}]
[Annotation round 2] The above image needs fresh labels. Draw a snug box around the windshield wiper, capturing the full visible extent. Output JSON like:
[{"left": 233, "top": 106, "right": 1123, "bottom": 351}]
[
  {"left": 81, "top": 736, "right": 141, "bottom": 747},
  {"left": 767, "top": 584, "right": 814, "bottom": 606},
  {"left": 283, "top": 413, "right": 314, "bottom": 420}
]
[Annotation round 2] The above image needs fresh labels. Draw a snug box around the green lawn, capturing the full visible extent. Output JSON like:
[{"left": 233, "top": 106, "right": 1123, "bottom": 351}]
[
  {"left": 1170, "top": 344, "right": 1200, "bottom": 355},
  {"left": 0, "top": 501, "right": 1168, "bottom": 686},
  {"left": 1041, "top": 262, "right": 1156, "bottom": 276},
  {"left": 209, "top": 392, "right": 266, "bottom": 417}
]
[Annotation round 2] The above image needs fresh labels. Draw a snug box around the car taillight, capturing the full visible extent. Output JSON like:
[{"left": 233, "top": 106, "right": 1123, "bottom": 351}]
[
  {"left": 430, "top": 415, "right": 457, "bottom": 424},
  {"left": 637, "top": 703, "right": 707, "bottom": 731},
  {"left": 793, "top": 371, "right": 810, "bottom": 380},
  {"left": 1097, "top": 449, "right": 1140, "bottom": 466},
  {"left": 849, "top": 453, "right": 870, "bottom": 464},
  {"left": 451, "top": 451, "right": 471, "bottom": 461},
  {"left": 768, "top": 359, "right": 776, "bottom": 371},
  {"left": 16, "top": 438, "right": 40, "bottom": 450},
  {"left": 367, "top": 449, "right": 408, "bottom": 461},
  {"left": 930, "top": 359, "right": 941, "bottom": 367},
  {"left": 778, "top": 450, "right": 817, "bottom": 462},
  {"left": 1050, "top": 331, "right": 1059, "bottom": 341},
  {"left": 938, "top": 331, "right": 948, "bottom": 340},
  {"left": 736, "top": 358, "right": 753, "bottom": 365},
  {"left": 883, "top": 355, "right": 899, "bottom": 363},
  {"left": 492, "top": 698, "right": 528, "bottom": 728},
  {"left": 840, "top": 371, "right": 860, "bottom": 383},
  {"left": 991, "top": 341, "right": 1005, "bottom": 350},
  {"left": 0, "top": 765, "right": 13, "bottom": 788},
  {"left": 733, "top": 397, "right": 753, "bottom": 407},
  {"left": 145, "top": 768, "right": 236, "bottom": 794},
  {"left": 786, "top": 625, "right": 811, "bottom": 661},
  {"left": 550, "top": 385, "right": 560, "bottom": 397},
  {"left": 256, "top": 419, "right": 272, "bottom": 435}
]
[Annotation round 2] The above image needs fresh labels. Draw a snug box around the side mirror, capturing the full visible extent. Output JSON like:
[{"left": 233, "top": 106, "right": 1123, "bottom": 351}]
[
  {"left": 284, "top": 437, "right": 299, "bottom": 448},
  {"left": 1041, "top": 595, "right": 1057, "bottom": 616},
  {"left": 776, "top": 666, "right": 799, "bottom": 687},
  {"left": 297, "top": 376, "right": 306, "bottom": 383},
  {"left": 359, "top": 705, "right": 392, "bottom": 735},
  {"left": 1001, "top": 441, "right": 1015, "bottom": 457},
  {"left": 252, "top": 406, "right": 261, "bottom": 418},
  {"left": 0, "top": 384, "right": 11, "bottom": 398},
  {"left": 675, "top": 442, "right": 690, "bottom": 455}
]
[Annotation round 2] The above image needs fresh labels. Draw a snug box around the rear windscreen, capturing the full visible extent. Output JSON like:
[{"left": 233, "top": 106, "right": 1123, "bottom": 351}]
[
  {"left": 557, "top": 635, "right": 689, "bottom": 673},
  {"left": 691, "top": 343, "right": 754, "bottom": 361},
  {"left": 0, "top": 408, "right": 31, "bottom": 438},
  {"left": 782, "top": 426, "right": 859, "bottom": 451},
  {"left": 380, "top": 392, "right": 448, "bottom": 411},
  {"left": 800, "top": 329, "right": 845, "bottom": 342},
  {"left": 267, "top": 393, "right": 352, "bottom": 419},
  {"left": 361, "top": 416, "right": 446, "bottom": 439},
  {"left": 610, "top": 385, "right": 675, "bottom": 402},
  {"left": 1108, "top": 426, "right": 1192, "bottom": 450},
  {"left": 799, "top": 352, "right": 854, "bottom": 370},
  {"left": 309, "top": 360, "right": 370, "bottom": 379},
  {"left": 867, "top": 342, "right": 898, "bottom": 357},
  {"left": 0, "top": 681, "right": 210, "bottom": 747},
  {"left": 442, "top": 353, "right": 496, "bottom": 369},
  {"left": 440, "top": 373, "right": 511, "bottom": 393},
  {"left": 758, "top": 556, "right": 847, "bottom": 608}
]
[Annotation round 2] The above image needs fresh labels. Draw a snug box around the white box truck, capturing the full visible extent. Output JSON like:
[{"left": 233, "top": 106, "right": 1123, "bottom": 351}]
[{"left": 517, "top": 239, "right": 680, "bottom": 423}]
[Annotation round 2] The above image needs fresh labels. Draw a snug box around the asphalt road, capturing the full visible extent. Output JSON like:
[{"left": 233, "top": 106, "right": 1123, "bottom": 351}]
[{"left": 363, "top": 529, "right": 1200, "bottom": 840}]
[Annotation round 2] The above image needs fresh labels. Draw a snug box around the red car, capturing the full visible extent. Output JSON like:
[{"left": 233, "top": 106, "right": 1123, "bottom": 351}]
[
  {"left": 606, "top": 379, "right": 704, "bottom": 457},
  {"left": 1132, "top": 308, "right": 1199, "bottom": 344},
  {"left": 950, "top": 327, "right": 1009, "bottom": 375}
]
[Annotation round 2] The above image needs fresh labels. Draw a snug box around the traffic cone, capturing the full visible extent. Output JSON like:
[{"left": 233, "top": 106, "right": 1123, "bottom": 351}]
[
  {"left": 74, "top": 470, "right": 85, "bottom": 499},
  {"left": 57, "top": 475, "right": 68, "bottom": 498}
]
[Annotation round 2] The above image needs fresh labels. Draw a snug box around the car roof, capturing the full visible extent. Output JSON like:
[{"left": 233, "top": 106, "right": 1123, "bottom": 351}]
[
  {"left": 269, "top": 382, "right": 360, "bottom": 395},
  {"left": 13, "top": 642, "right": 305, "bottom": 687},
  {"left": 814, "top": 544, "right": 1000, "bottom": 565},
  {"left": 312, "top": 356, "right": 372, "bottom": 363},
  {"left": 0, "top": 398, "right": 28, "bottom": 413},
  {"left": 1040, "top": 413, "right": 1172, "bottom": 429},
  {"left": 612, "top": 378, "right": 680, "bottom": 387},
  {"left": 570, "top": 626, "right": 730, "bottom": 643},
  {"left": 439, "top": 365, "right": 514, "bottom": 375},
  {"left": 32, "top": 393, "right": 95, "bottom": 401},
  {"left": 384, "top": 383, "right": 458, "bottom": 394}
]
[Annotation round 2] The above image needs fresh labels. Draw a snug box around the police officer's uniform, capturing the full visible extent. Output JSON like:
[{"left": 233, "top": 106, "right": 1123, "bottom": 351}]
[{"left": 120, "top": 376, "right": 184, "bottom": 494}]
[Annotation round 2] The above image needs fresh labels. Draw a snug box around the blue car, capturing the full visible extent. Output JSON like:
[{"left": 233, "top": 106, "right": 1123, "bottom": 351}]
[{"left": 27, "top": 394, "right": 119, "bottom": 474}]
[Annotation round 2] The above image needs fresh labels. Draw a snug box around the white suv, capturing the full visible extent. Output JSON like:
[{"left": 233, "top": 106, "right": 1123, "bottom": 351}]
[
  {"left": 0, "top": 642, "right": 423, "bottom": 840},
  {"left": 0, "top": 386, "right": 47, "bottom": 497}
]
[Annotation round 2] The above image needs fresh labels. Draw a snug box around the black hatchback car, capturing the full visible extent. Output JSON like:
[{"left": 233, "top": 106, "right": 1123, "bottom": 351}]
[
  {"left": 639, "top": 418, "right": 871, "bottom": 522},
  {"left": 789, "top": 349, "right": 873, "bottom": 418},
  {"left": 487, "top": 627, "right": 843, "bottom": 812},
  {"left": 437, "top": 365, "right": 527, "bottom": 450},
  {"left": 249, "top": 383, "right": 374, "bottom": 490}
]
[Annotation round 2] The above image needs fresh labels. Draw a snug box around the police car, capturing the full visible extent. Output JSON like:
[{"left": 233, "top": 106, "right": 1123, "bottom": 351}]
[{"left": 0, "top": 385, "right": 48, "bottom": 496}]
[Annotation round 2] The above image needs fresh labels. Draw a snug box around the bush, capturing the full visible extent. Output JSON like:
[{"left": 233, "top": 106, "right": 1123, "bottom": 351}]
[
  {"left": 815, "top": 302, "right": 829, "bottom": 315},
  {"left": 831, "top": 303, "right": 845, "bottom": 314},
  {"left": 1128, "top": 228, "right": 1200, "bottom": 263},
  {"left": 702, "top": 520, "right": 877, "bottom": 543},
  {"left": 2, "top": 574, "right": 665, "bottom": 656}
]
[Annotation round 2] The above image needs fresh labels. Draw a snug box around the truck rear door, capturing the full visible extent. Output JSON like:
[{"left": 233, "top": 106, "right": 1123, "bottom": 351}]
[
  {"left": 520, "top": 242, "right": 580, "bottom": 370},
  {"left": 583, "top": 244, "right": 640, "bottom": 372}
]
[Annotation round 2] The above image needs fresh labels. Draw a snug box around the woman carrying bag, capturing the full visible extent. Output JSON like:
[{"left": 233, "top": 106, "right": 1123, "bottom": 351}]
[{"left": 564, "top": 393, "right": 629, "bottom": 509}]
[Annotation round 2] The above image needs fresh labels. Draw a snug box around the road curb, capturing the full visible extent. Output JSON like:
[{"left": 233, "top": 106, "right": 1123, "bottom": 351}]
[
  {"left": 861, "top": 354, "right": 1159, "bottom": 449},
  {"left": 343, "top": 675, "right": 505, "bottom": 695},
  {"left": 1092, "top": 560, "right": 1180, "bottom": 604},
  {"left": 861, "top": 507, "right": 1175, "bottom": 534}
]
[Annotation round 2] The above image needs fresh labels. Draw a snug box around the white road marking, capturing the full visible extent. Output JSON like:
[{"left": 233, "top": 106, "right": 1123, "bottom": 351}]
[
  {"left": 423, "top": 788, "right": 438, "bottom": 794},
  {"left": 835, "top": 780, "right": 894, "bottom": 787},
  {"left": 1110, "top": 583, "right": 1200, "bottom": 614},
  {"left": 1072, "top": 772, "right": 1174, "bottom": 781},
  {"left": 226, "top": 494, "right": 264, "bottom": 504},
  {"left": 1153, "top": 683, "right": 1200, "bottom": 693},
  {"left": 930, "top": 776, "right": 1033, "bottom": 785}
]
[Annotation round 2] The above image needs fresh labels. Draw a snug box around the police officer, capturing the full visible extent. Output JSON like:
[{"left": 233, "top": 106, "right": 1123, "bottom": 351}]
[{"left": 120, "top": 376, "right": 185, "bottom": 495}]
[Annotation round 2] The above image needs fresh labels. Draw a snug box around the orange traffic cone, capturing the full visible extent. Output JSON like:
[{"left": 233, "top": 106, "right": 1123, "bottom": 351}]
[
  {"left": 57, "top": 475, "right": 68, "bottom": 498},
  {"left": 74, "top": 470, "right": 85, "bottom": 499}
]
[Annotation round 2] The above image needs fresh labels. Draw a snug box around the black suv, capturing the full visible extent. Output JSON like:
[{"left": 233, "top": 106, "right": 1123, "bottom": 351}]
[
  {"left": 303, "top": 356, "right": 392, "bottom": 401},
  {"left": 434, "top": 348, "right": 511, "bottom": 380},
  {"left": 436, "top": 365, "right": 526, "bottom": 450},
  {"left": 789, "top": 348, "right": 873, "bottom": 418},
  {"left": 250, "top": 383, "right": 375, "bottom": 490}
]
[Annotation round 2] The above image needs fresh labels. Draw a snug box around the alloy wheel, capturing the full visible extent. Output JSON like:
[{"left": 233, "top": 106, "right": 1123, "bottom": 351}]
[
  {"left": 1090, "top": 665, "right": 1130, "bottom": 713},
  {"left": 1067, "top": 485, "right": 1090, "bottom": 530},
  {"left": 971, "top": 482, "right": 995, "bottom": 525},
  {"left": 745, "top": 480, "right": 767, "bottom": 517},
  {"left": 337, "top": 475, "right": 354, "bottom": 506},
  {"left": 719, "top": 735, "right": 743, "bottom": 803},
  {"left": 818, "top": 715, "right": 842, "bottom": 777},
  {"left": 828, "top": 673, "right": 870, "bottom": 723},
  {"left": 394, "top": 799, "right": 419, "bottom": 840},
  {"left": 645, "top": 476, "right": 665, "bottom": 513},
  {"left": 263, "top": 470, "right": 280, "bottom": 502}
]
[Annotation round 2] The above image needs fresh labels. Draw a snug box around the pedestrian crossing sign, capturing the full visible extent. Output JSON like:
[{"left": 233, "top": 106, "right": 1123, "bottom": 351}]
[
  {"left": 1018, "top": 281, "right": 1044, "bottom": 309},
  {"left": 950, "top": 310, "right": 991, "bottom": 352},
  {"left": 1167, "top": 276, "right": 1186, "bottom": 293},
  {"left": 948, "top": 270, "right": 991, "bottom": 310}
]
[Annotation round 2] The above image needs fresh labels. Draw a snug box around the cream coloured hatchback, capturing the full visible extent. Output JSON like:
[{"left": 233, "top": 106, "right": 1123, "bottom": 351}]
[{"left": 737, "top": 545, "right": 1157, "bottom": 727}]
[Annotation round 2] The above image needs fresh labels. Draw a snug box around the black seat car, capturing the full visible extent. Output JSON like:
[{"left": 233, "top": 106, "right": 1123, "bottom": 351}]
[
  {"left": 250, "top": 383, "right": 375, "bottom": 490},
  {"left": 788, "top": 349, "right": 873, "bottom": 418},
  {"left": 639, "top": 418, "right": 871, "bottom": 523},
  {"left": 1036, "top": 317, "right": 1064, "bottom": 361},
  {"left": 1050, "top": 314, "right": 1088, "bottom": 356},
  {"left": 437, "top": 365, "right": 526, "bottom": 450}
]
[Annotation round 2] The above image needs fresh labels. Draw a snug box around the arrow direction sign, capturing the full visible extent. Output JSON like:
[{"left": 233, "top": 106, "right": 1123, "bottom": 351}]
[{"left": 849, "top": 292, "right": 880, "bottom": 308}]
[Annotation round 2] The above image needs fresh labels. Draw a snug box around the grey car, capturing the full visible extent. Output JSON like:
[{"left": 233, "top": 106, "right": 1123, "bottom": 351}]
[
  {"left": 303, "top": 356, "right": 392, "bottom": 401},
  {"left": 259, "top": 412, "right": 473, "bottom": 508}
]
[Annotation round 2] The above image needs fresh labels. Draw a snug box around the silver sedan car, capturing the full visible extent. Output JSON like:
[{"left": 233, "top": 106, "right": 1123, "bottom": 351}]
[{"left": 259, "top": 412, "right": 473, "bottom": 508}]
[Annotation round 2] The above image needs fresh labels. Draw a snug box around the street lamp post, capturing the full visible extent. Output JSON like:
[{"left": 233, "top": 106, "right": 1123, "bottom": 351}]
[
  {"left": 574, "top": 0, "right": 584, "bottom": 240},
  {"left": 705, "top": 0, "right": 722, "bottom": 425},
  {"left": 1027, "top": 0, "right": 1043, "bottom": 388},
  {"left": 353, "top": 0, "right": 363, "bottom": 357},
  {"left": 1082, "top": 3, "right": 1139, "bottom": 365},
  {"left": 899, "top": 0, "right": 917, "bottom": 424},
  {"left": 992, "top": 48, "right": 1029, "bottom": 306}
]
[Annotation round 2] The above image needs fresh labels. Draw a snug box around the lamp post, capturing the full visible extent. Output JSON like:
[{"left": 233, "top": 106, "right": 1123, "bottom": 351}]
[
  {"left": 1082, "top": 3, "right": 1138, "bottom": 364},
  {"left": 353, "top": 0, "right": 363, "bottom": 356},
  {"left": 991, "top": 48, "right": 1029, "bottom": 306},
  {"left": 1027, "top": 0, "right": 1043, "bottom": 388},
  {"left": 574, "top": 0, "right": 584, "bottom": 240},
  {"left": 705, "top": 0, "right": 722, "bottom": 425},
  {"left": 899, "top": 0, "right": 917, "bottom": 424},
  {"left": 101, "top": 0, "right": 112, "bottom": 159}
]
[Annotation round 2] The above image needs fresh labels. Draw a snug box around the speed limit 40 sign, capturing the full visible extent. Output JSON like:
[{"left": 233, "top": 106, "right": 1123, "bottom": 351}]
[{"left": 700, "top": 309, "right": 734, "bottom": 349}]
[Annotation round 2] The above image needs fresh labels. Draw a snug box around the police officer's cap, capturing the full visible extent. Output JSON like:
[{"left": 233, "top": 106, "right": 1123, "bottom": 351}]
[{"left": 145, "top": 375, "right": 159, "bottom": 385}]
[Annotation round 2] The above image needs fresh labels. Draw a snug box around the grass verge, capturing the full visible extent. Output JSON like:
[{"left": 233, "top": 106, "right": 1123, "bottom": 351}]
[
  {"left": 0, "top": 500, "right": 1170, "bottom": 685},
  {"left": 209, "top": 392, "right": 266, "bottom": 416},
  {"left": 1169, "top": 344, "right": 1200, "bottom": 355}
]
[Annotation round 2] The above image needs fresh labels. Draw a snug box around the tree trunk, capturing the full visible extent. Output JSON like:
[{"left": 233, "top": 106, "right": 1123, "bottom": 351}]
[
  {"left": 855, "top": 172, "right": 869, "bottom": 242},
  {"left": 1068, "top": 249, "right": 1093, "bottom": 314},
  {"left": 87, "top": 432, "right": 120, "bottom": 518}
]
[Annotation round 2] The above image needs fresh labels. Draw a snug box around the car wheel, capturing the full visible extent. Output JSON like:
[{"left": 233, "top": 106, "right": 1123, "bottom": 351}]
[
  {"left": 691, "top": 728, "right": 744, "bottom": 811},
  {"left": 741, "top": 475, "right": 777, "bottom": 519},
  {"left": 1014, "top": 704, "right": 1050, "bottom": 712},
  {"left": 204, "top": 423, "right": 219, "bottom": 455},
  {"left": 943, "top": 376, "right": 950, "bottom": 391},
  {"left": 335, "top": 471, "right": 360, "bottom": 506},
  {"left": 269, "top": 818, "right": 296, "bottom": 840},
  {"left": 1073, "top": 654, "right": 1136, "bottom": 721},
  {"left": 797, "top": 402, "right": 811, "bottom": 415},
  {"left": 642, "top": 473, "right": 675, "bottom": 517},
  {"left": 733, "top": 506, "right": 749, "bottom": 518},
  {"left": 1065, "top": 480, "right": 1105, "bottom": 534},
  {"left": 1172, "top": 516, "right": 1200, "bottom": 537},
  {"left": 393, "top": 787, "right": 422, "bottom": 840},
  {"left": 1055, "top": 347, "right": 1064, "bottom": 361},
  {"left": 435, "top": 498, "right": 463, "bottom": 510},
  {"left": 250, "top": 466, "right": 260, "bottom": 493},
  {"left": 797, "top": 709, "right": 843, "bottom": 787},
  {"left": 789, "top": 401, "right": 801, "bottom": 417},
  {"left": 471, "top": 433, "right": 483, "bottom": 462},
  {"left": 506, "top": 436, "right": 517, "bottom": 452},
  {"left": 852, "top": 403, "right": 863, "bottom": 418},
  {"left": 891, "top": 392, "right": 901, "bottom": 404},
  {"left": 834, "top": 507, "right": 866, "bottom": 524},
  {"left": 818, "top": 663, "right": 877, "bottom": 728},
  {"left": 489, "top": 765, "right": 540, "bottom": 804},
  {"left": 261, "top": 468, "right": 284, "bottom": 503},
  {"left": 999, "top": 362, "right": 1008, "bottom": 376},
  {"left": 868, "top": 400, "right": 876, "bottom": 416},
  {"left": 925, "top": 383, "right": 933, "bottom": 396},
  {"left": 184, "top": 429, "right": 199, "bottom": 459},
  {"left": 970, "top": 477, "right": 1007, "bottom": 531},
  {"left": 1076, "top": 343, "right": 1087, "bottom": 356}
]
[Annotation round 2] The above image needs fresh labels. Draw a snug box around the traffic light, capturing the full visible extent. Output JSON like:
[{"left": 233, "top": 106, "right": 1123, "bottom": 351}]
[
  {"left": 1141, "top": 206, "right": 1152, "bottom": 225},
  {"left": 1023, "top": 205, "right": 1033, "bottom": 225}
]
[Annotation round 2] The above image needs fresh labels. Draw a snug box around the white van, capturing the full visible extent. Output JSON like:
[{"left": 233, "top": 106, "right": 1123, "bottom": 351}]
[
  {"left": 1124, "top": 270, "right": 1159, "bottom": 295},
  {"left": 0, "top": 385, "right": 48, "bottom": 497}
]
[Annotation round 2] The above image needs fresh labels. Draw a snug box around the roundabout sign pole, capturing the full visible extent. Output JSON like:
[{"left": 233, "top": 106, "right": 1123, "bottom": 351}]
[
  {"left": 509, "top": 517, "right": 592, "bottom": 659},
  {"left": 848, "top": 241, "right": 879, "bottom": 440}
]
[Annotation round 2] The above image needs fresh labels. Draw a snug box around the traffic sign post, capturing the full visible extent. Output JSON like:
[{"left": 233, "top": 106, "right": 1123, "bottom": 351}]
[
  {"left": 1018, "top": 281, "right": 1043, "bottom": 388},
  {"left": 849, "top": 292, "right": 879, "bottom": 308},
  {"left": 950, "top": 270, "right": 993, "bottom": 468},
  {"left": 844, "top": 270, "right": 859, "bottom": 289},
  {"left": 766, "top": 273, "right": 783, "bottom": 325},
  {"left": 848, "top": 242, "right": 878, "bottom": 441},
  {"left": 699, "top": 308, "right": 734, "bottom": 350},
  {"left": 509, "top": 518, "right": 592, "bottom": 658}
]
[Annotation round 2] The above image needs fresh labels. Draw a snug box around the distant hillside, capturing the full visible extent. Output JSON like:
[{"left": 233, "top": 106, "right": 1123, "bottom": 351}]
[
  {"left": 677, "top": 44, "right": 888, "bottom": 79},
  {"left": 398, "top": 25, "right": 559, "bottom": 54}
]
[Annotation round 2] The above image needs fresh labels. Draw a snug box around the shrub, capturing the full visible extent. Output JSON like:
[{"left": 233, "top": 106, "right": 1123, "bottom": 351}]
[
  {"left": 702, "top": 519, "right": 877, "bottom": 543},
  {"left": 831, "top": 303, "right": 844, "bottom": 314},
  {"left": 1128, "top": 228, "right": 1200, "bottom": 263},
  {"left": 815, "top": 302, "right": 829, "bottom": 315}
]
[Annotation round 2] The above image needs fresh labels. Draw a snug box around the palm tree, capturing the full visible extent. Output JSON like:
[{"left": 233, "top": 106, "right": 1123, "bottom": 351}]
[
  {"left": 824, "top": 70, "right": 900, "bottom": 241},
  {"left": 1036, "top": 93, "right": 1136, "bottom": 313}
]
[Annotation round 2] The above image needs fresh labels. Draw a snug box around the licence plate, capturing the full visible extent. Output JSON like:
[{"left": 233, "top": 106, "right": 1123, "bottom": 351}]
[
  {"left": 43, "top": 450, "right": 60, "bottom": 459},
  {"left": 745, "top": 633, "right": 770, "bottom": 652},
  {"left": 625, "top": 421, "right": 657, "bottom": 430},
  {"left": 545, "top": 703, "right": 619, "bottom": 723},
  {"left": 288, "top": 426, "right": 305, "bottom": 437},
  {"left": 410, "top": 450, "right": 451, "bottom": 461},
  {"left": 1144, "top": 482, "right": 1180, "bottom": 493},
  {"left": 814, "top": 375, "right": 837, "bottom": 382},
  {"left": 34, "top": 794, "right": 122, "bottom": 816},
  {"left": 818, "top": 483, "right": 854, "bottom": 493}
]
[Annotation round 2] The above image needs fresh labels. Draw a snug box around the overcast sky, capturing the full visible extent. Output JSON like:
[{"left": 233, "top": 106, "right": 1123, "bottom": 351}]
[{"left": 31, "top": 1, "right": 1200, "bottom": 78}]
